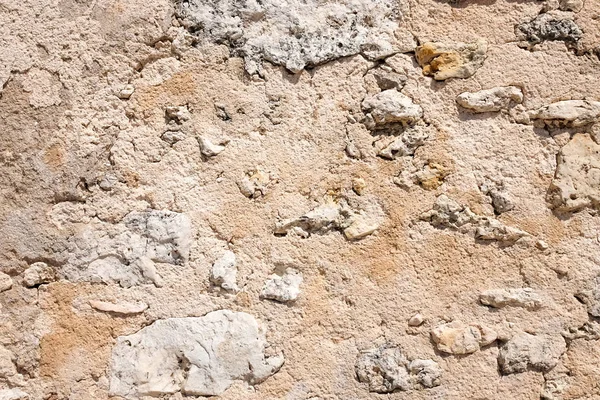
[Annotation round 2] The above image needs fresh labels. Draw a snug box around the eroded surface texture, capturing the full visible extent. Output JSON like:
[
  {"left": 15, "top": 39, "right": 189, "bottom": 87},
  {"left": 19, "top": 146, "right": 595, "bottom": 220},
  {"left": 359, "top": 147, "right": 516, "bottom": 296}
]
[{"left": 1, "top": 0, "right": 600, "bottom": 398}]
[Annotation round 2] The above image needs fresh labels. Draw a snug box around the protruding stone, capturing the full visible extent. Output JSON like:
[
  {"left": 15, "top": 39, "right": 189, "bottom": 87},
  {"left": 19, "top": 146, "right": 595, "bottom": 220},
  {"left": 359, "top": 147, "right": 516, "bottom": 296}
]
[
  {"left": 516, "top": 14, "right": 582, "bottom": 46},
  {"left": 261, "top": 268, "right": 302, "bottom": 303},
  {"left": 547, "top": 134, "right": 600, "bottom": 211},
  {"left": 408, "top": 313, "right": 424, "bottom": 327},
  {"left": 362, "top": 90, "right": 423, "bottom": 128},
  {"left": 343, "top": 214, "right": 379, "bottom": 240},
  {"left": 117, "top": 84, "right": 135, "bottom": 100},
  {"left": 355, "top": 345, "right": 441, "bottom": 393},
  {"left": 531, "top": 100, "right": 600, "bottom": 128},
  {"left": 431, "top": 320, "right": 497, "bottom": 355},
  {"left": 109, "top": 310, "right": 284, "bottom": 398},
  {"left": 198, "top": 137, "right": 226, "bottom": 157},
  {"left": 0, "top": 272, "right": 12, "bottom": 292},
  {"left": 237, "top": 168, "right": 272, "bottom": 198},
  {"left": 498, "top": 333, "right": 566, "bottom": 374},
  {"left": 89, "top": 300, "right": 148, "bottom": 315},
  {"left": 211, "top": 250, "right": 239, "bottom": 292},
  {"left": 577, "top": 275, "right": 600, "bottom": 317},
  {"left": 415, "top": 40, "right": 487, "bottom": 80},
  {"left": 479, "top": 288, "right": 543, "bottom": 310},
  {"left": 456, "top": 86, "right": 523, "bottom": 113},
  {"left": 23, "top": 262, "right": 55, "bottom": 287}
]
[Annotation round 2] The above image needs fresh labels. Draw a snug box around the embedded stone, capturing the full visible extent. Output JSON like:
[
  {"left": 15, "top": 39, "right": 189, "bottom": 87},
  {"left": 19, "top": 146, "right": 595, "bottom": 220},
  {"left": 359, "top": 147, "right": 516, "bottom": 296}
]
[
  {"left": 498, "top": 333, "right": 566, "bottom": 374},
  {"left": 431, "top": 321, "right": 497, "bottom": 355},
  {"left": 261, "top": 268, "right": 302, "bottom": 302},
  {"left": 109, "top": 310, "right": 284, "bottom": 398},
  {"left": 415, "top": 40, "right": 487, "bottom": 80},
  {"left": 479, "top": 288, "right": 543, "bottom": 310},
  {"left": 456, "top": 86, "right": 523, "bottom": 113}
]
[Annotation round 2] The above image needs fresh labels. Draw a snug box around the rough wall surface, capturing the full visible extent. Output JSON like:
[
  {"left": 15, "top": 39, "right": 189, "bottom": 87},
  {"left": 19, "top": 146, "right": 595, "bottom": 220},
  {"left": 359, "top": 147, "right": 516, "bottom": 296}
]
[{"left": 0, "top": 0, "right": 600, "bottom": 399}]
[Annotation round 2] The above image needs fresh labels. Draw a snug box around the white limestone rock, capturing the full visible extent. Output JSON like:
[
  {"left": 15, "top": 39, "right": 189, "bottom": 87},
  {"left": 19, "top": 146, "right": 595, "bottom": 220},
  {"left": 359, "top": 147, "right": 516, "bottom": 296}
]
[
  {"left": 498, "top": 333, "right": 566, "bottom": 374},
  {"left": 343, "top": 213, "right": 380, "bottom": 240},
  {"left": 474, "top": 218, "right": 530, "bottom": 242},
  {"left": 89, "top": 300, "right": 148, "bottom": 315},
  {"left": 23, "top": 262, "right": 55, "bottom": 287},
  {"left": 479, "top": 288, "right": 543, "bottom": 310},
  {"left": 531, "top": 100, "right": 600, "bottom": 128},
  {"left": 408, "top": 313, "right": 425, "bottom": 327},
  {"left": 122, "top": 210, "right": 192, "bottom": 265},
  {"left": 198, "top": 137, "right": 226, "bottom": 157},
  {"left": 362, "top": 90, "right": 423, "bottom": 128},
  {"left": 0, "top": 272, "right": 12, "bottom": 292},
  {"left": 456, "top": 86, "right": 523, "bottom": 113},
  {"left": 117, "top": 84, "right": 135, "bottom": 100},
  {"left": 177, "top": 0, "right": 412, "bottom": 74},
  {"left": 109, "top": 310, "right": 284, "bottom": 398},
  {"left": 547, "top": 133, "right": 600, "bottom": 212},
  {"left": 431, "top": 320, "right": 497, "bottom": 355},
  {"left": 355, "top": 345, "right": 441, "bottom": 393},
  {"left": 0, "top": 345, "right": 25, "bottom": 386},
  {"left": 0, "top": 389, "right": 29, "bottom": 400},
  {"left": 261, "top": 268, "right": 303, "bottom": 303},
  {"left": 415, "top": 40, "right": 487, "bottom": 80},
  {"left": 210, "top": 250, "right": 239, "bottom": 292}
]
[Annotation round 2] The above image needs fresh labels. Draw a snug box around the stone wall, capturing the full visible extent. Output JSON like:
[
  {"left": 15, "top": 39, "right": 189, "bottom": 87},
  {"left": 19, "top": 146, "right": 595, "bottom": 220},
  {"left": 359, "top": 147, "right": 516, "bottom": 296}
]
[{"left": 0, "top": 0, "right": 599, "bottom": 398}]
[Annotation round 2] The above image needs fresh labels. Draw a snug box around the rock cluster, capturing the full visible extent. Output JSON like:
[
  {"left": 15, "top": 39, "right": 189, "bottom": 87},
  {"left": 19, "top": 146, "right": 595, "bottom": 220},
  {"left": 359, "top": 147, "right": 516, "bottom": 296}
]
[{"left": 355, "top": 345, "right": 441, "bottom": 393}]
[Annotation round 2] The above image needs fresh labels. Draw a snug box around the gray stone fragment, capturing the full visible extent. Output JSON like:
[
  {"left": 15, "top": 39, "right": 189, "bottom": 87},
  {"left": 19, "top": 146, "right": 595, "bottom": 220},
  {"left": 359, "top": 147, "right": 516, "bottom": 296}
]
[
  {"left": 355, "top": 345, "right": 441, "bottom": 393},
  {"left": 109, "top": 310, "right": 284, "bottom": 398},
  {"left": 498, "top": 333, "right": 566, "bottom": 374},
  {"left": 177, "top": 0, "right": 412, "bottom": 74},
  {"left": 516, "top": 13, "right": 582, "bottom": 46},
  {"left": 89, "top": 300, "right": 148, "bottom": 315},
  {"left": 577, "top": 275, "right": 600, "bottom": 317},
  {"left": 479, "top": 288, "right": 543, "bottom": 310}
]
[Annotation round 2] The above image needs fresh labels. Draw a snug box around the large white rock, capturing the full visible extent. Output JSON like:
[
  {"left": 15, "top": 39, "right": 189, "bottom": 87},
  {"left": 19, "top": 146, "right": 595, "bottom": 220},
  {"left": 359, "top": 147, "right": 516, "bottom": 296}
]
[
  {"left": 178, "top": 0, "right": 413, "bottom": 74},
  {"left": 0, "top": 389, "right": 29, "bottom": 400},
  {"left": 109, "top": 310, "right": 284, "bottom": 398}
]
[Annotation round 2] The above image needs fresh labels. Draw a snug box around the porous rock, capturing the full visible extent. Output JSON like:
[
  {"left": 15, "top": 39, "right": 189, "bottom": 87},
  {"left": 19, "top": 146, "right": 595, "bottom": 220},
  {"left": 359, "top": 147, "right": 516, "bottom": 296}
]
[
  {"left": 362, "top": 90, "right": 423, "bottom": 128},
  {"left": 355, "top": 345, "right": 441, "bottom": 393},
  {"left": 516, "top": 13, "right": 582, "bottom": 46},
  {"left": 456, "top": 86, "right": 523, "bottom": 113},
  {"left": 261, "top": 268, "right": 303, "bottom": 302},
  {"left": 415, "top": 40, "right": 487, "bottom": 80},
  {"left": 23, "top": 262, "right": 55, "bottom": 287},
  {"left": 498, "top": 332, "right": 566, "bottom": 374},
  {"left": 109, "top": 310, "right": 284, "bottom": 398},
  {"left": 177, "top": 0, "right": 413, "bottom": 74},
  {"left": 547, "top": 134, "right": 600, "bottom": 212}
]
